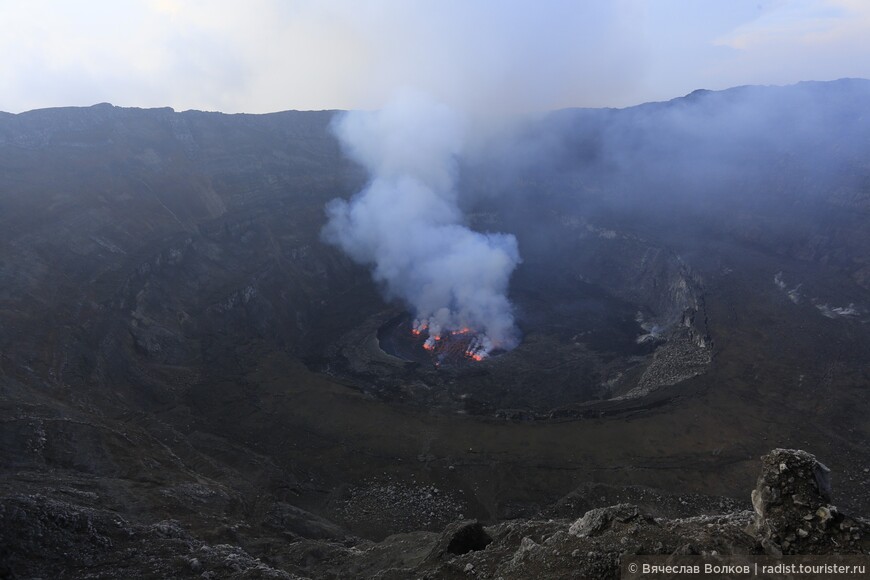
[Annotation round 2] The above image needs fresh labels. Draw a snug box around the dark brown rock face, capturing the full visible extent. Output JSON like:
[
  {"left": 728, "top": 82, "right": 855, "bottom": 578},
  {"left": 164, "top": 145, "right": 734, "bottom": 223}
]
[{"left": 752, "top": 448, "right": 867, "bottom": 555}]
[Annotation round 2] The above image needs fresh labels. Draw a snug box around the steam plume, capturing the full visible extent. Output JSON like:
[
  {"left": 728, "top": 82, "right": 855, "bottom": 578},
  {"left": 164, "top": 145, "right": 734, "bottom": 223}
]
[{"left": 323, "top": 91, "right": 521, "bottom": 355}]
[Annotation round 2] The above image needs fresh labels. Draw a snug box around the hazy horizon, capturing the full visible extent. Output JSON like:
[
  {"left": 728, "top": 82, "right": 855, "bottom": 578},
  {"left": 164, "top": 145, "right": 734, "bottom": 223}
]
[
  {"left": 3, "top": 1, "right": 870, "bottom": 115},
  {"left": 3, "top": 76, "right": 867, "bottom": 117}
]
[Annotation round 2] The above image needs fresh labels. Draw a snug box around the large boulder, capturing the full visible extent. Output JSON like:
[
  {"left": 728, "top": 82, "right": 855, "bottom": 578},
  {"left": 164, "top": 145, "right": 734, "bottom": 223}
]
[
  {"left": 752, "top": 449, "right": 866, "bottom": 554},
  {"left": 568, "top": 504, "right": 641, "bottom": 538}
]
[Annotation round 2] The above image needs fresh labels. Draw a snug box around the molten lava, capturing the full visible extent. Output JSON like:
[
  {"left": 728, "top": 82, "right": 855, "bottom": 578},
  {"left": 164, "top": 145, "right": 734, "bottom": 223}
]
[
  {"left": 411, "top": 319, "right": 493, "bottom": 364},
  {"left": 378, "top": 314, "right": 509, "bottom": 368}
]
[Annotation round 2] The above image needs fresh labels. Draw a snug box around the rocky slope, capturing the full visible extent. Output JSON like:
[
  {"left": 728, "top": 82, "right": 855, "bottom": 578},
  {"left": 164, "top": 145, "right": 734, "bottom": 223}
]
[{"left": 2, "top": 449, "right": 867, "bottom": 578}]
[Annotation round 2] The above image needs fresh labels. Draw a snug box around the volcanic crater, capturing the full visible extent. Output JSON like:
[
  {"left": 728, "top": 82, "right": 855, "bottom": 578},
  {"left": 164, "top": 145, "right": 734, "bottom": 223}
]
[
  {"left": 324, "top": 220, "right": 712, "bottom": 417},
  {"left": 5, "top": 85, "right": 870, "bottom": 578}
]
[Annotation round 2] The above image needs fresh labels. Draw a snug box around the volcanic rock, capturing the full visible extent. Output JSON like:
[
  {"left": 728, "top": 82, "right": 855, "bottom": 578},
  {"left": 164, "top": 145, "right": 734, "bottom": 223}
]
[
  {"left": 568, "top": 503, "right": 642, "bottom": 537},
  {"left": 425, "top": 519, "right": 493, "bottom": 561},
  {"left": 752, "top": 448, "right": 868, "bottom": 555}
]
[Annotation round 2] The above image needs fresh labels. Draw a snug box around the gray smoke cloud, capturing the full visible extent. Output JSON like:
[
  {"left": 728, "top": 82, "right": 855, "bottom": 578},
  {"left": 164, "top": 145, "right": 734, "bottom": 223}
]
[
  {"left": 322, "top": 91, "right": 521, "bottom": 355},
  {"left": 314, "top": 2, "right": 650, "bottom": 358}
]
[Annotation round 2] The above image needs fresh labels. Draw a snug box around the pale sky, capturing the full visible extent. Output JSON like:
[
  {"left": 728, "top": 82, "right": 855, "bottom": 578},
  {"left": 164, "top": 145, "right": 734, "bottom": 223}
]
[{"left": 2, "top": 0, "right": 869, "bottom": 114}]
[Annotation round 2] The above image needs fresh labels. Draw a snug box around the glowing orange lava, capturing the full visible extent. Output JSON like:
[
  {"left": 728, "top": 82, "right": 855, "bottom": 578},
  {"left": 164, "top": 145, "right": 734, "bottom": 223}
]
[{"left": 411, "top": 323, "right": 491, "bottom": 363}]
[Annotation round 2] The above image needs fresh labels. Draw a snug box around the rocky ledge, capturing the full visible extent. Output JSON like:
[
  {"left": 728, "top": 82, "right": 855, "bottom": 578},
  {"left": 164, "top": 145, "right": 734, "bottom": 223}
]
[{"left": 2, "top": 449, "right": 867, "bottom": 579}]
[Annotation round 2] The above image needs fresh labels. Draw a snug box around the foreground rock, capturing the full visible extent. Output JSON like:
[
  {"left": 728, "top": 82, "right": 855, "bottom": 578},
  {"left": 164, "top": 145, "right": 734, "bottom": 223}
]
[
  {"left": 752, "top": 448, "right": 866, "bottom": 555},
  {"left": 3, "top": 449, "right": 867, "bottom": 579}
]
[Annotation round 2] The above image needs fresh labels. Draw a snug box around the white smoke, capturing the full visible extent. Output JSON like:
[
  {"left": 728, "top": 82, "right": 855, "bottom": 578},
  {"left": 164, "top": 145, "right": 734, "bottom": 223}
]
[{"left": 322, "top": 91, "right": 521, "bottom": 354}]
